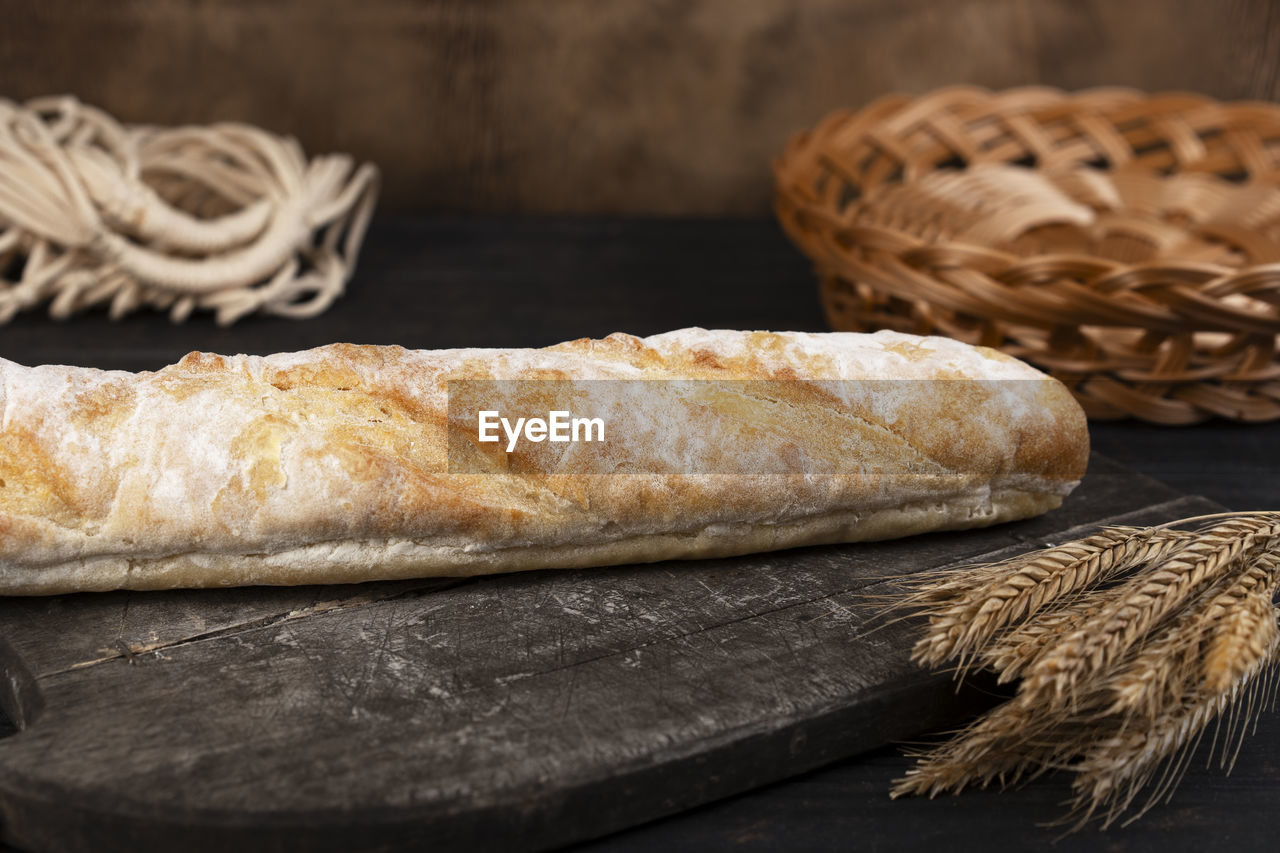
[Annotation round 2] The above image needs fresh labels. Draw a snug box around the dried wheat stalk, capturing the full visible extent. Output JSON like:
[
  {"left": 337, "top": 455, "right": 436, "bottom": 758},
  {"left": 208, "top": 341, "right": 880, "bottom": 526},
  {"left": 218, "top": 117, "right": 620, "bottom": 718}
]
[{"left": 892, "top": 511, "right": 1280, "bottom": 828}]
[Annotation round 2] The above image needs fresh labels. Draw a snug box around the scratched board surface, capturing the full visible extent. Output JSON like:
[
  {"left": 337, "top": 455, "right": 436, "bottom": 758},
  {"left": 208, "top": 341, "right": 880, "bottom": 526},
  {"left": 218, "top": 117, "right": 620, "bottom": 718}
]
[{"left": 0, "top": 455, "right": 1218, "bottom": 852}]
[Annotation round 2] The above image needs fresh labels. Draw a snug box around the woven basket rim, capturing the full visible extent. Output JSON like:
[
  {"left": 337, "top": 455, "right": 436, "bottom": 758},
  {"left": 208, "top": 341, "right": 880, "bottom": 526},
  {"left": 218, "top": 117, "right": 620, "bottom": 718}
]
[{"left": 774, "top": 86, "right": 1280, "bottom": 425}]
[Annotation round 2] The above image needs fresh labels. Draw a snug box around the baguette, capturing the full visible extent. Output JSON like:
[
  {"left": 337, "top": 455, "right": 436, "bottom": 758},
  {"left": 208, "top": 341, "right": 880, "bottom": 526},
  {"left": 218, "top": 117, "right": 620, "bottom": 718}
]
[{"left": 0, "top": 328, "right": 1088, "bottom": 594}]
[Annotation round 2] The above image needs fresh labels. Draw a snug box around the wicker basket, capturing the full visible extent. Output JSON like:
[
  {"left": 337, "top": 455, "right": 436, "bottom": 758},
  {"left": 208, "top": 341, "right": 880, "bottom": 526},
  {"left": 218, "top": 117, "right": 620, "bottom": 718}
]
[{"left": 774, "top": 86, "right": 1280, "bottom": 424}]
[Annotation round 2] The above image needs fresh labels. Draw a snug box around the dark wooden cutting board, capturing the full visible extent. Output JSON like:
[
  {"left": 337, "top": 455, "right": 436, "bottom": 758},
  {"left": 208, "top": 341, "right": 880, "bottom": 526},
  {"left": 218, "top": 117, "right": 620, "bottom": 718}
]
[{"left": 0, "top": 455, "right": 1218, "bottom": 853}]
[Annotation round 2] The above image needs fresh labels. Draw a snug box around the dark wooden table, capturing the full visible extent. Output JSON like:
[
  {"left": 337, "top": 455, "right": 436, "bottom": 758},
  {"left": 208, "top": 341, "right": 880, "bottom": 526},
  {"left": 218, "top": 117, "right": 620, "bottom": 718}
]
[{"left": 1, "top": 217, "right": 1277, "bottom": 852}]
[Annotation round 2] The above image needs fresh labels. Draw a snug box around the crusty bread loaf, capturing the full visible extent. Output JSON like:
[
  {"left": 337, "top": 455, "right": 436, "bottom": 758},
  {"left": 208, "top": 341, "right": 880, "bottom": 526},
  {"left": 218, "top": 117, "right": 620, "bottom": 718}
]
[{"left": 0, "top": 328, "right": 1088, "bottom": 594}]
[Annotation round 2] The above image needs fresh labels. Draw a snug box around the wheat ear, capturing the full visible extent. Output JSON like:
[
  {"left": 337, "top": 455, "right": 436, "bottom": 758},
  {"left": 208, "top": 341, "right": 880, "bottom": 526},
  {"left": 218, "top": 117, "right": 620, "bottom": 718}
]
[
  {"left": 908, "top": 528, "right": 1187, "bottom": 670},
  {"left": 1019, "top": 516, "right": 1280, "bottom": 710},
  {"left": 892, "top": 511, "right": 1280, "bottom": 829},
  {"left": 1203, "top": 555, "right": 1280, "bottom": 693},
  {"left": 980, "top": 588, "right": 1114, "bottom": 682},
  {"left": 1068, "top": 693, "right": 1233, "bottom": 828}
]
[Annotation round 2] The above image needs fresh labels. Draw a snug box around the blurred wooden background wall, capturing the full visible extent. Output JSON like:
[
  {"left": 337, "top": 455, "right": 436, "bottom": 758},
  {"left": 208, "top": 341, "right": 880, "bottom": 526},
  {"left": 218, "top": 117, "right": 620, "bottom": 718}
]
[{"left": 3, "top": 0, "right": 1279, "bottom": 214}]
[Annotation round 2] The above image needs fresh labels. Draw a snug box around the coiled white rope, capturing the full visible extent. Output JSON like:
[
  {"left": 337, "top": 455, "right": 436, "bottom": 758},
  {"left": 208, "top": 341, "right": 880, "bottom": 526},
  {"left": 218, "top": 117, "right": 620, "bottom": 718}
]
[{"left": 0, "top": 96, "right": 378, "bottom": 325}]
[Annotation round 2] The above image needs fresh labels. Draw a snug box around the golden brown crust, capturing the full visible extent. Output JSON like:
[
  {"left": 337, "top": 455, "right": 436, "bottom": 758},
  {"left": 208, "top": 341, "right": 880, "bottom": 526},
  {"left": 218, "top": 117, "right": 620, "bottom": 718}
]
[
  {"left": 3, "top": 488, "right": 1061, "bottom": 596},
  {"left": 0, "top": 328, "right": 1088, "bottom": 594}
]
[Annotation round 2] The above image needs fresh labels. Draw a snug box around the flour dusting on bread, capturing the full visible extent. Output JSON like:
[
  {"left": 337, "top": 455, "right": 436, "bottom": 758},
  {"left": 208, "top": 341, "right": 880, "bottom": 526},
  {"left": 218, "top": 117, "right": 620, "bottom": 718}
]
[{"left": 0, "top": 329, "right": 1088, "bottom": 594}]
